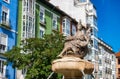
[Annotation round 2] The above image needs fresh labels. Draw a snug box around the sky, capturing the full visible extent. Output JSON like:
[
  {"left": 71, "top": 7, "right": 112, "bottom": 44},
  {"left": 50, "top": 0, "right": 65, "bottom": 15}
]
[{"left": 91, "top": 0, "right": 120, "bottom": 52}]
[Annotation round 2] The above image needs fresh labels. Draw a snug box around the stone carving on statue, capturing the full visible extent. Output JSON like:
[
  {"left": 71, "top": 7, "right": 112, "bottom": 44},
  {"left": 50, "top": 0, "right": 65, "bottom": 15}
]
[{"left": 58, "top": 20, "right": 91, "bottom": 58}]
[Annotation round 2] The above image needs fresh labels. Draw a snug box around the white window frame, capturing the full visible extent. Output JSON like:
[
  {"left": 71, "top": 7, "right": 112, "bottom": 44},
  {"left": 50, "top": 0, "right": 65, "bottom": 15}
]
[
  {"left": 3, "top": 0, "right": 10, "bottom": 4},
  {"left": 27, "top": 16, "right": 34, "bottom": 38},
  {"left": 52, "top": 14, "right": 57, "bottom": 30},
  {"left": 22, "top": 0, "right": 35, "bottom": 39},
  {"left": 62, "top": 18, "right": 71, "bottom": 36},
  {"left": 0, "top": 33, "right": 8, "bottom": 53},
  {"left": 0, "top": 59, "right": 6, "bottom": 78},
  {"left": 1, "top": 6, "right": 9, "bottom": 25},
  {"left": 40, "top": 26, "right": 45, "bottom": 38},
  {"left": 40, "top": 6, "right": 45, "bottom": 23}
]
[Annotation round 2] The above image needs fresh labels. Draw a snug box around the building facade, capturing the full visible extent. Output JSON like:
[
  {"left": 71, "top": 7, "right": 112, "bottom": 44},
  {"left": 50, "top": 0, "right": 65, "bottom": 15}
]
[
  {"left": 35, "top": 0, "right": 77, "bottom": 38},
  {"left": 0, "top": 0, "right": 18, "bottom": 79},
  {"left": 116, "top": 52, "right": 120, "bottom": 79},
  {"left": 17, "top": 0, "right": 77, "bottom": 44},
  {"left": 17, "top": 0, "right": 36, "bottom": 46},
  {"left": 17, "top": 0, "right": 77, "bottom": 78},
  {"left": 98, "top": 39, "right": 116, "bottom": 79},
  {"left": 17, "top": 0, "right": 36, "bottom": 78}
]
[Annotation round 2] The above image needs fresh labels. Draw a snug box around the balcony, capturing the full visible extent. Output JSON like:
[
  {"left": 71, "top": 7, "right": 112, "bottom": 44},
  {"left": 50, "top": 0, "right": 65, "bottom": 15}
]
[{"left": 0, "top": 19, "right": 11, "bottom": 30}]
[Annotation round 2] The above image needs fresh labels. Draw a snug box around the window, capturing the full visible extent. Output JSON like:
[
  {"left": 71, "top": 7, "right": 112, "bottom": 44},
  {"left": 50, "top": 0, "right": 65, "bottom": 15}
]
[
  {"left": 27, "top": 17, "right": 33, "bottom": 38},
  {"left": 79, "top": 0, "right": 86, "bottom": 2},
  {"left": 52, "top": 14, "right": 57, "bottom": 30},
  {"left": 62, "top": 18, "right": 70, "bottom": 36},
  {"left": 72, "top": 24, "right": 76, "bottom": 35},
  {"left": 118, "top": 68, "right": 120, "bottom": 74},
  {"left": 87, "top": 16, "right": 92, "bottom": 25},
  {"left": 99, "top": 59, "right": 102, "bottom": 64},
  {"left": 66, "top": 19, "right": 70, "bottom": 35},
  {"left": 3, "top": 0, "right": 10, "bottom": 3},
  {"left": 118, "top": 59, "right": 120, "bottom": 64},
  {"left": 94, "top": 29, "right": 97, "bottom": 37},
  {"left": 1, "top": 6, "right": 9, "bottom": 26},
  {"left": 0, "top": 33, "right": 8, "bottom": 53},
  {"left": 93, "top": 16, "right": 97, "bottom": 26},
  {"left": 22, "top": 15, "right": 35, "bottom": 39},
  {"left": 0, "top": 60, "right": 4, "bottom": 73},
  {"left": 23, "top": 0, "right": 34, "bottom": 14},
  {"left": 94, "top": 39, "right": 98, "bottom": 49},
  {"left": 0, "top": 59, "right": 6, "bottom": 78},
  {"left": 90, "top": 40, "right": 93, "bottom": 47},
  {"left": 22, "top": 0, "right": 35, "bottom": 39},
  {"left": 40, "top": 6, "right": 45, "bottom": 23},
  {"left": 29, "top": 0, "right": 33, "bottom": 13},
  {"left": 40, "top": 26, "right": 45, "bottom": 38}
]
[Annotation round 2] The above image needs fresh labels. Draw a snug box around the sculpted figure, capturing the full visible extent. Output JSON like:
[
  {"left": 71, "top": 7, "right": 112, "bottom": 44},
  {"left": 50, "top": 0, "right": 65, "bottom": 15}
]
[{"left": 58, "top": 20, "right": 91, "bottom": 58}]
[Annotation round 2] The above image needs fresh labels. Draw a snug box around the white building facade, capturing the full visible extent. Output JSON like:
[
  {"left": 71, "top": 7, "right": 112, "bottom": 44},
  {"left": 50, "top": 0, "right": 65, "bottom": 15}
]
[{"left": 98, "top": 39, "right": 116, "bottom": 79}]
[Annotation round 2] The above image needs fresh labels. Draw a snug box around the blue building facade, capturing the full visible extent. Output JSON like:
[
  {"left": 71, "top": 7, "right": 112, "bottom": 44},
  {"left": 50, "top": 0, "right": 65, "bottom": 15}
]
[{"left": 0, "top": 0, "right": 18, "bottom": 79}]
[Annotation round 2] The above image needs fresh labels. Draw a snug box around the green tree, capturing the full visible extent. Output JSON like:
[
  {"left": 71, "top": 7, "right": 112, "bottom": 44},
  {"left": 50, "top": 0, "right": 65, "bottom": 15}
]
[{"left": 5, "top": 31, "right": 65, "bottom": 79}]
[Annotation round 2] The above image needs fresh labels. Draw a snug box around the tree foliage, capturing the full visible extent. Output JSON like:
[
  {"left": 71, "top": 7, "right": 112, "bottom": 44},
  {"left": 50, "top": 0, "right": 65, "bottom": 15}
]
[{"left": 5, "top": 31, "right": 65, "bottom": 79}]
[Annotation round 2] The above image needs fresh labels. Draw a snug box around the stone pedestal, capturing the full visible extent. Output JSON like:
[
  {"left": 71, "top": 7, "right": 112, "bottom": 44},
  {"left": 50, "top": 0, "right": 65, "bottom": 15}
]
[{"left": 52, "top": 56, "right": 94, "bottom": 79}]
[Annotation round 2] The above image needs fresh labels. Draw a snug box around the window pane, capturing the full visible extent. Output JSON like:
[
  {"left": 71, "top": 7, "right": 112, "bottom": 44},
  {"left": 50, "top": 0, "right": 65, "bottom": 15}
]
[
  {"left": 53, "top": 19, "right": 57, "bottom": 30},
  {"left": 62, "top": 18, "right": 70, "bottom": 36},
  {"left": 66, "top": 19, "right": 70, "bottom": 35},
  {"left": 40, "top": 7, "right": 45, "bottom": 23},
  {"left": 40, "top": 30, "right": 44, "bottom": 38},
  {"left": 2, "top": 11, "right": 7, "bottom": 22},
  {"left": 40, "top": 27, "right": 45, "bottom": 38},
  {"left": 0, "top": 60, "right": 4, "bottom": 73},
  {"left": 72, "top": 25, "right": 76, "bottom": 35}
]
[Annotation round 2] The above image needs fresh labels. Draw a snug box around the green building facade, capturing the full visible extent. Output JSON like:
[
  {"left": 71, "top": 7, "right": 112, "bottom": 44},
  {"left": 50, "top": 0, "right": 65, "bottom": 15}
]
[
  {"left": 35, "top": 0, "right": 61, "bottom": 38},
  {"left": 17, "top": 0, "right": 77, "bottom": 46},
  {"left": 17, "top": 0, "right": 62, "bottom": 46}
]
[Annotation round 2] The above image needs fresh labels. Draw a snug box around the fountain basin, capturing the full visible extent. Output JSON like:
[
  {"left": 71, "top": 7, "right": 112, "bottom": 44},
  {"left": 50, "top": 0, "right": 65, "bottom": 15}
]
[{"left": 52, "top": 56, "right": 94, "bottom": 78}]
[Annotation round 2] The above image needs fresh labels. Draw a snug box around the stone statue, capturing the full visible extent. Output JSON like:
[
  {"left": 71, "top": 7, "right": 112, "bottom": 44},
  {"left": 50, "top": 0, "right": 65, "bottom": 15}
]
[
  {"left": 52, "top": 20, "right": 94, "bottom": 79},
  {"left": 58, "top": 20, "right": 91, "bottom": 58}
]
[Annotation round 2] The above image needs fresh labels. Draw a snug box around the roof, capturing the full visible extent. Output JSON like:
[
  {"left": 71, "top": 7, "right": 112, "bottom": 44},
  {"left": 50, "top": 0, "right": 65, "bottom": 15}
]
[
  {"left": 98, "top": 38, "right": 115, "bottom": 54},
  {"left": 115, "top": 52, "right": 120, "bottom": 57},
  {"left": 39, "top": 0, "right": 78, "bottom": 24},
  {"left": 98, "top": 37, "right": 112, "bottom": 49}
]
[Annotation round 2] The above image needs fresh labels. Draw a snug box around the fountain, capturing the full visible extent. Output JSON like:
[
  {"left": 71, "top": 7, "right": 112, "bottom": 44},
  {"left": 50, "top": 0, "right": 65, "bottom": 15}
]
[{"left": 52, "top": 21, "right": 94, "bottom": 79}]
